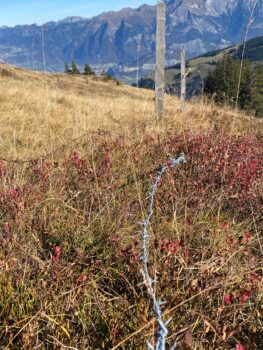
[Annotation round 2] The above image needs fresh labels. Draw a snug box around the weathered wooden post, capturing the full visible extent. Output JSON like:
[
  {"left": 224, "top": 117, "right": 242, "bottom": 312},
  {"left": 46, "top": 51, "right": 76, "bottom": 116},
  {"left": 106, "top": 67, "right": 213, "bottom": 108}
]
[
  {"left": 136, "top": 39, "right": 141, "bottom": 88},
  {"left": 155, "top": 0, "right": 166, "bottom": 119},
  {"left": 41, "top": 26, "right": 46, "bottom": 73},
  {"left": 181, "top": 48, "right": 186, "bottom": 109}
]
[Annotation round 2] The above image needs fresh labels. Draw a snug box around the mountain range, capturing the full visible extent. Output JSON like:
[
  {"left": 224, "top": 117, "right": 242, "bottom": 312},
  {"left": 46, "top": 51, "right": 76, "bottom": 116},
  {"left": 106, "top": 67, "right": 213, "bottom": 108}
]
[{"left": 0, "top": 0, "right": 263, "bottom": 74}]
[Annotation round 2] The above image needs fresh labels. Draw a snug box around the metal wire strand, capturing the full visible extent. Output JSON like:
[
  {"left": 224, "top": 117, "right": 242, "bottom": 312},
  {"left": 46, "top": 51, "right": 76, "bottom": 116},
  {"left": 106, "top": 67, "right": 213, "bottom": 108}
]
[{"left": 141, "top": 154, "right": 186, "bottom": 350}]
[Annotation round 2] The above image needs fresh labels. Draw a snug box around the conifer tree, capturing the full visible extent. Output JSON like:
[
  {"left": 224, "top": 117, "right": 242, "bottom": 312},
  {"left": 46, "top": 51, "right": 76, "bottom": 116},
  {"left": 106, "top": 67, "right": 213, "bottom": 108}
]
[
  {"left": 238, "top": 60, "right": 253, "bottom": 112},
  {"left": 71, "top": 60, "right": 80, "bottom": 75},
  {"left": 83, "top": 63, "right": 95, "bottom": 76},
  {"left": 251, "top": 65, "right": 263, "bottom": 117},
  {"left": 204, "top": 56, "right": 252, "bottom": 110}
]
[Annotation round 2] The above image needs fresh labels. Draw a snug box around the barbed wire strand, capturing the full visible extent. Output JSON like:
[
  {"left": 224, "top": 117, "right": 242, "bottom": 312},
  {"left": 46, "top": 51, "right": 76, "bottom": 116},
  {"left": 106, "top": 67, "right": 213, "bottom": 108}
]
[
  {"left": 141, "top": 154, "right": 186, "bottom": 350},
  {"left": 0, "top": 129, "right": 118, "bottom": 164}
]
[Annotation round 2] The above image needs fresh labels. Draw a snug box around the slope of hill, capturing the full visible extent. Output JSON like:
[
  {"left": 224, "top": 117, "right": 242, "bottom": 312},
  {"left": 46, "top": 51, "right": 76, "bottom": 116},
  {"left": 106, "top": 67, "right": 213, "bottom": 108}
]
[
  {"left": 169, "top": 35, "right": 263, "bottom": 78},
  {"left": 1, "top": 0, "right": 263, "bottom": 73},
  {"left": 1, "top": 62, "right": 262, "bottom": 160},
  {"left": 139, "top": 35, "right": 263, "bottom": 96},
  {"left": 0, "top": 65, "right": 263, "bottom": 349}
]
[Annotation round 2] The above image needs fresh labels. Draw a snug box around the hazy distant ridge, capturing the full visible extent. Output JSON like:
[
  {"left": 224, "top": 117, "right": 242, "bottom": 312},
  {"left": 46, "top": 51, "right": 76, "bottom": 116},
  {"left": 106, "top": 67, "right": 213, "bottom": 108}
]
[{"left": 0, "top": 0, "right": 263, "bottom": 71}]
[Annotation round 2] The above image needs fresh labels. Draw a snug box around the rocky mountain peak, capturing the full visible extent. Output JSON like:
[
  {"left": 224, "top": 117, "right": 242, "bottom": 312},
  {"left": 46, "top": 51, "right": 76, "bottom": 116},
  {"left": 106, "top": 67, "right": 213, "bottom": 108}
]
[
  {"left": 166, "top": 0, "right": 256, "bottom": 16},
  {"left": 0, "top": 0, "right": 262, "bottom": 73},
  {"left": 58, "top": 16, "right": 86, "bottom": 24}
]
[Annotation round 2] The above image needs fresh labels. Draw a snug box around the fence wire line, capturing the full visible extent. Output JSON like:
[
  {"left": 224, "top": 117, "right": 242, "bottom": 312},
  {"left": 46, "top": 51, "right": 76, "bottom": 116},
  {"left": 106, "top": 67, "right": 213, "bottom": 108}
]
[
  {"left": 0, "top": 129, "right": 118, "bottom": 164},
  {"left": 235, "top": 0, "right": 259, "bottom": 109},
  {"left": 140, "top": 154, "right": 186, "bottom": 350}
]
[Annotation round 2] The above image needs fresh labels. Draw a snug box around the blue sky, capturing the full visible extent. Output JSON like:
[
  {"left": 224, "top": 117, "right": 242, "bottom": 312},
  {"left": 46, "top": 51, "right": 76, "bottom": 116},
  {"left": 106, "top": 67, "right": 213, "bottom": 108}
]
[{"left": 0, "top": 0, "right": 156, "bottom": 26}]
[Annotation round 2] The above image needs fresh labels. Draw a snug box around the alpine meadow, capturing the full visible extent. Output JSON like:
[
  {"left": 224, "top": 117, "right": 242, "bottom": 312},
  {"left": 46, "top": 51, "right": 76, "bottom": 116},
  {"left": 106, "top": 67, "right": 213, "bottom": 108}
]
[{"left": 0, "top": 1, "right": 263, "bottom": 350}]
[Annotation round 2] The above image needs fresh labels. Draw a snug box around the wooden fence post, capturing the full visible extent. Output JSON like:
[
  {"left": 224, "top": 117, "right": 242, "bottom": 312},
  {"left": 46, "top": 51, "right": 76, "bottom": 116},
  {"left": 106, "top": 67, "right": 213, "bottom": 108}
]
[
  {"left": 155, "top": 1, "right": 166, "bottom": 119},
  {"left": 181, "top": 48, "right": 186, "bottom": 109}
]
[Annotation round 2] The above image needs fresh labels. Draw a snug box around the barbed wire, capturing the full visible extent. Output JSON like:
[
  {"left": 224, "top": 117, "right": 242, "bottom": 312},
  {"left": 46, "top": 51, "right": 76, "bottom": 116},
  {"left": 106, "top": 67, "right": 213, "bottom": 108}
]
[
  {"left": 0, "top": 129, "right": 117, "bottom": 165},
  {"left": 140, "top": 154, "right": 186, "bottom": 350}
]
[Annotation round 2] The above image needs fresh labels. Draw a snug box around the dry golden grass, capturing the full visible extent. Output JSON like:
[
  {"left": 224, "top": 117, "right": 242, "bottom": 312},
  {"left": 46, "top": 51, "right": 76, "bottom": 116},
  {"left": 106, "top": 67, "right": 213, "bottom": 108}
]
[
  {"left": 1, "top": 64, "right": 262, "bottom": 349},
  {"left": 0, "top": 63, "right": 262, "bottom": 160}
]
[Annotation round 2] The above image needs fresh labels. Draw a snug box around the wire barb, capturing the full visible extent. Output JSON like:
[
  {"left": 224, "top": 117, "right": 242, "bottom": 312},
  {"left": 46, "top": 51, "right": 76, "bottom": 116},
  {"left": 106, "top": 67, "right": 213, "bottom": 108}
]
[{"left": 140, "top": 154, "right": 186, "bottom": 350}]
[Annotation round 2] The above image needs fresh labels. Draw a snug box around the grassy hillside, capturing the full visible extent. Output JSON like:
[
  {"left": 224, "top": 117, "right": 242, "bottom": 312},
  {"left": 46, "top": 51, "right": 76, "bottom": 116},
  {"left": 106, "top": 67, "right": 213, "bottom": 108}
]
[{"left": 0, "top": 64, "right": 263, "bottom": 349}]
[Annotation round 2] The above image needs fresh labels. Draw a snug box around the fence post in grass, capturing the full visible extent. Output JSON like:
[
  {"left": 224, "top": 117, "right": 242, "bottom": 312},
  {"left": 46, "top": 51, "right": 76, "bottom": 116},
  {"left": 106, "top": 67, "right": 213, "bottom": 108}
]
[
  {"left": 180, "top": 48, "right": 186, "bottom": 109},
  {"left": 155, "top": 0, "right": 166, "bottom": 119}
]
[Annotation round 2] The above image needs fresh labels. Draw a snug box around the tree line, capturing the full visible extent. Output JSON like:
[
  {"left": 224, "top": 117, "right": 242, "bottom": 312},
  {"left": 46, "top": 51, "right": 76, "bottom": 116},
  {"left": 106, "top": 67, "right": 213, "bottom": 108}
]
[
  {"left": 64, "top": 60, "right": 95, "bottom": 76},
  {"left": 64, "top": 60, "right": 121, "bottom": 86},
  {"left": 204, "top": 56, "right": 263, "bottom": 117}
]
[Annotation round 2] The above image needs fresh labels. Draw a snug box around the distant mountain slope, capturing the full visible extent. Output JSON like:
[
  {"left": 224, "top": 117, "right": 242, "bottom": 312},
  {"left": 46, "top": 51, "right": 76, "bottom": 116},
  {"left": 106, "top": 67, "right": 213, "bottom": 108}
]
[
  {"left": 169, "top": 35, "right": 263, "bottom": 77},
  {"left": 139, "top": 35, "right": 263, "bottom": 96},
  {"left": 0, "top": 0, "right": 263, "bottom": 72}
]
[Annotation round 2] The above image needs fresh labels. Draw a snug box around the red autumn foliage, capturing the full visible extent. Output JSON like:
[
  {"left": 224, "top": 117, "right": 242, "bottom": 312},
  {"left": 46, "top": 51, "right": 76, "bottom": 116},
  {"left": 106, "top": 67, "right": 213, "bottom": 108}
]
[
  {"left": 0, "top": 130, "right": 262, "bottom": 349},
  {"left": 154, "top": 239, "right": 182, "bottom": 255},
  {"left": 52, "top": 245, "right": 63, "bottom": 262},
  {"left": 71, "top": 151, "right": 88, "bottom": 170},
  {"left": 4, "top": 222, "right": 11, "bottom": 235},
  {"left": 224, "top": 294, "right": 234, "bottom": 305},
  {"left": 236, "top": 344, "right": 246, "bottom": 350},
  {"left": 112, "top": 327, "right": 119, "bottom": 340},
  {"left": 240, "top": 290, "right": 251, "bottom": 305},
  {"left": 8, "top": 188, "right": 20, "bottom": 200}
]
